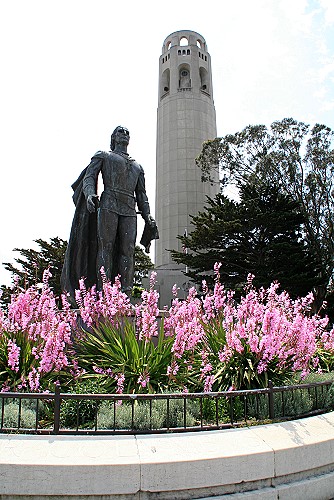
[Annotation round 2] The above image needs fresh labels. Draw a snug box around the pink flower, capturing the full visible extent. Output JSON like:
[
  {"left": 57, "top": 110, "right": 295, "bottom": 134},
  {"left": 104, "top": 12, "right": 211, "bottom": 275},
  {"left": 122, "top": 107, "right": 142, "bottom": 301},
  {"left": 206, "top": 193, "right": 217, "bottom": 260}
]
[
  {"left": 138, "top": 371, "right": 150, "bottom": 388},
  {"left": 114, "top": 373, "right": 125, "bottom": 394},
  {"left": 204, "top": 375, "right": 215, "bottom": 392},
  {"left": 136, "top": 272, "right": 160, "bottom": 341},
  {"left": 28, "top": 368, "right": 40, "bottom": 391},
  {"left": 7, "top": 339, "right": 20, "bottom": 372}
]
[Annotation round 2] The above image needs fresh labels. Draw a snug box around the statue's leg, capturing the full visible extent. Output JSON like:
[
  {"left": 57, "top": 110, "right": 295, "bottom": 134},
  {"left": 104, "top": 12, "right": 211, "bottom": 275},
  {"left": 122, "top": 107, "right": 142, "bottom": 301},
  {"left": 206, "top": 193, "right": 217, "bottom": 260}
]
[
  {"left": 97, "top": 208, "right": 119, "bottom": 286},
  {"left": 118, "top": 216, "right": 137, "bottom": 292}
]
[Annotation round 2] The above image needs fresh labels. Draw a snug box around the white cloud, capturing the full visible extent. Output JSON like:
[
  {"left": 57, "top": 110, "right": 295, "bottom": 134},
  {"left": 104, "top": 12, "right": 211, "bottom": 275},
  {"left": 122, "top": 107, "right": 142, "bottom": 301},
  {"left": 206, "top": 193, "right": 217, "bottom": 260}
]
[{"left": 319, "top": 0, "right": 334, "bottom": 24}]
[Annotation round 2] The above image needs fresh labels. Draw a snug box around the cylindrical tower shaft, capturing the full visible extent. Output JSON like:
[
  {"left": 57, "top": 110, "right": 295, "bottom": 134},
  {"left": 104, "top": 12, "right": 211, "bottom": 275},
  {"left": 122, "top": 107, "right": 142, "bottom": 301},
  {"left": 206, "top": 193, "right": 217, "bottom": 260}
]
[{"left": 155, "top": 30, "right": 218, "bottom": 272}]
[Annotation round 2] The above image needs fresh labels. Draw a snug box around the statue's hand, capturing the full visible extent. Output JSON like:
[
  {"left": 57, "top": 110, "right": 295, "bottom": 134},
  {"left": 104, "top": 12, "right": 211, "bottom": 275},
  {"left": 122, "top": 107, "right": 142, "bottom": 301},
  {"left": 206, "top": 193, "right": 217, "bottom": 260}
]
[
  {"left": 145, "top": 214, "right": 157, "bottom": 227},
  {"left": 87, "top": 194, "right": 99, "bottom": 213}
]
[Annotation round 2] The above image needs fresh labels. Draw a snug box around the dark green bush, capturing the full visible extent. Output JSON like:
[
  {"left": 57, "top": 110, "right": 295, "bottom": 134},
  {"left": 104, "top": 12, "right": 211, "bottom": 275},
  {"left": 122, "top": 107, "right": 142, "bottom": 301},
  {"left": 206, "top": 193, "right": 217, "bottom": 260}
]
[{"left": 60, "top": 379, "right": 103, "bottom": 429}]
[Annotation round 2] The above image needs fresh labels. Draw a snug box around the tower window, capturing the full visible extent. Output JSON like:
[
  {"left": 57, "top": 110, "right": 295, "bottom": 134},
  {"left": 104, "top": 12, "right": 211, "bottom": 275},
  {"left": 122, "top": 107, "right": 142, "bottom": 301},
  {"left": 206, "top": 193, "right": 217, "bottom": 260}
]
[
  {"left": 200, "top": 67, "right": 210, "bottom": 94},
  {"left": 197, "top": 40, "right": 202, "bottom": 49},
  {"left": 180, "top": 36, "right": 188, "bottom": 46},
  {"left": 179, "top": 67, "right": 191, "bottom": 89},
  {"left": 178, "top": 50, "right": 181, "bottom": 55},
  {"left": 187, "top": 49, "right": 190, "bottom": 55},
  {"left": 161, "top": 68, "right": 170, "bottom": 96}
]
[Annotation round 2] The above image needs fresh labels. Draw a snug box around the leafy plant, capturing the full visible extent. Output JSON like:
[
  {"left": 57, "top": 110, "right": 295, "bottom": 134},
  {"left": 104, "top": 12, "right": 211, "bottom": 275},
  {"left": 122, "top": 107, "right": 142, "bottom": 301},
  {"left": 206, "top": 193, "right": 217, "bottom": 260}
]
[
  {"left": 60, "top": 379, "right": 104, "bottom": 428},
  {"left": 1, "top": 399, "right": 37, "bottom": 429},
  {"left": 0, "top": 270, "right": 76, "bottom": 392},
  {"left": 196, "top": 119, "right": 334, "bottom": 314},
  {"left": 97, "top": 397, "right": 199, "bottom": 430},
  {"left": 76, "top": 318, "right": 174, "bottom": 394}
]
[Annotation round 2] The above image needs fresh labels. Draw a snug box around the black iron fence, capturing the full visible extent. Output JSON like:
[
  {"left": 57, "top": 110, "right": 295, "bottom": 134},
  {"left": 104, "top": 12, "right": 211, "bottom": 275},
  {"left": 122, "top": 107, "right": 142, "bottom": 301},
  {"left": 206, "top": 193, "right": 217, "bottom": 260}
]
[{"left": 1, "top": 380, "right": 333, "bottom": 435}]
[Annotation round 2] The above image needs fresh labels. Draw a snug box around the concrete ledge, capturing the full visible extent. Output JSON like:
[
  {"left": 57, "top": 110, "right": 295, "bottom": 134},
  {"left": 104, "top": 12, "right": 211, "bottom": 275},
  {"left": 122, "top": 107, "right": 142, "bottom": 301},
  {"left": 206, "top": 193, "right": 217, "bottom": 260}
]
[{"left": 0, "top": 412, "right": 334, "bottom": 499}]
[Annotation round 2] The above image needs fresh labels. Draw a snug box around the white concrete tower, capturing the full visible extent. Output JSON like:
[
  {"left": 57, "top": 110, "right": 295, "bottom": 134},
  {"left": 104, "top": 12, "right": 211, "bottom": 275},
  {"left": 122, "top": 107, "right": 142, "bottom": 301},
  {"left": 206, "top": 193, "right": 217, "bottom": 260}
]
[{"left": 155, "top": 30, "right": 218, "bottom": 305}]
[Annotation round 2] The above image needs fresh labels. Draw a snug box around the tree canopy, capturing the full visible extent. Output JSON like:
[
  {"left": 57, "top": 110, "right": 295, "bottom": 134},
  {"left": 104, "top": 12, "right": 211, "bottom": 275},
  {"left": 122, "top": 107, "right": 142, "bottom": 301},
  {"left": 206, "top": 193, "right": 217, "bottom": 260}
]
[
  {"left": 171, "top": 182, "right": 321, "bottom": 299},
  {"left": 194, "top": 118, "right": 334, "bottom": 308},
  {"left": 1, "top": 238, "right": 153, "bottom": 307},
  {"left": 1, "top": 237, "right": 67, "bottom": 304}
]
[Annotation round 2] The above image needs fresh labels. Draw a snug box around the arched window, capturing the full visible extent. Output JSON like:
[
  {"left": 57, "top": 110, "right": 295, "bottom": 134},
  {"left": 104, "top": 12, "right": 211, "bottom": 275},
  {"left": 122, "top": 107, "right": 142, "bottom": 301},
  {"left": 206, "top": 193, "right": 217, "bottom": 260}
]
[
  {"left": 166, "top": 41, "right": 171, "bottom": 51},
  {"left": 161, "top": 68, "right": 170, "bottom": 94},
  {"left": 197, "top": 40, "right": 202, "bottom": 49},
  {"left": 180, "top": 36, "right": 188, "bottom": 46},
  {"left": 179, "top": 66, "right": 191, "bottom": 89},
  {"left": 199, "top": 67, "right": 209, "bottom": 93}
]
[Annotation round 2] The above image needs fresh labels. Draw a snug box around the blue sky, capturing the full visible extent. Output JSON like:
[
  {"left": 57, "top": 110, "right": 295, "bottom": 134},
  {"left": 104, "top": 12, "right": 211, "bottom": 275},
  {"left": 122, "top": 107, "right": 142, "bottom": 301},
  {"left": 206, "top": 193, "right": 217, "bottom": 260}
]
[{"left": 0, "top": 0, "right": 333, "bottom": 285}]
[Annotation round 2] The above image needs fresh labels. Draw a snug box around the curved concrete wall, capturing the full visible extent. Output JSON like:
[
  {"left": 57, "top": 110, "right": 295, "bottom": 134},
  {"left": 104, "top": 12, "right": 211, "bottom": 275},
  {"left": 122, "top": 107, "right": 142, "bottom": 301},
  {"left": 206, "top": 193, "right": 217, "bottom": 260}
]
[{"left": 1, "top": 412, "right": 334, "bottom": 499}]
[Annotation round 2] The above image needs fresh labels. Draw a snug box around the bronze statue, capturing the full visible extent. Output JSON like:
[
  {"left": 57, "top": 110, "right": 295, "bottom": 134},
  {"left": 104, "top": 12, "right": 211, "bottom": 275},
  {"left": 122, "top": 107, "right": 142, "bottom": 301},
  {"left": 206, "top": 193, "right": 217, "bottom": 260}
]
[{"left": 61, "top": 126, "right": 158, "bottom": 299}]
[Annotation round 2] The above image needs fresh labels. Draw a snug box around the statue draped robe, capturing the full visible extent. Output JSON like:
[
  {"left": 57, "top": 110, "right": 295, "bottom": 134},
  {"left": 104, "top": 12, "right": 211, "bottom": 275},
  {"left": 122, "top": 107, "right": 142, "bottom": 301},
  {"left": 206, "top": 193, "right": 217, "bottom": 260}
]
[{"left": 60, "top": 164, "right": 98, "bottom": 301}]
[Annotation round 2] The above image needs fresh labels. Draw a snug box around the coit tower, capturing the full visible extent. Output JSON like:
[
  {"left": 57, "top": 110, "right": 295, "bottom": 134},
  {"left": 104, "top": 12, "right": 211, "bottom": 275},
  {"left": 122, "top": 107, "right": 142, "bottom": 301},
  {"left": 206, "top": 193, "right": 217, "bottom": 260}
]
[{"left": 155, "top": 30, "right": 218, "bottom": 305}]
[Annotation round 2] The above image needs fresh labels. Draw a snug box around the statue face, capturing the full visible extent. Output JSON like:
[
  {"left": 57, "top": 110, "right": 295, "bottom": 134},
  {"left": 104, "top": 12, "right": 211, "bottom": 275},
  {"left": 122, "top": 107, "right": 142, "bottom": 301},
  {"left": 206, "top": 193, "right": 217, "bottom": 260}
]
[
  {"left": 110, "top": 126, "right": 130, "bottom": 150},
  {"left": 115, "top": 127, "right": 130, "bottom": 145}
]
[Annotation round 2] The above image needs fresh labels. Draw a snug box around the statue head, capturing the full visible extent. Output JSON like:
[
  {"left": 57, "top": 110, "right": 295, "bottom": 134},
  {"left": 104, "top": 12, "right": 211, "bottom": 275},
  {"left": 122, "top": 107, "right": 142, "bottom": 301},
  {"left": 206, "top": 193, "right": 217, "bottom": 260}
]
[{"left": 110, "top": 126, "right": 130, "bottom": 150}]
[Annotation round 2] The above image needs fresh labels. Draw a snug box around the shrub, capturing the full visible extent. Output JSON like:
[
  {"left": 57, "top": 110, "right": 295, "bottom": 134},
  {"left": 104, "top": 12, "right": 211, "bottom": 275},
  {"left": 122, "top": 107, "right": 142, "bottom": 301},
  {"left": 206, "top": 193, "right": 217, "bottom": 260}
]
[
  {"left": 0, "top": 270, "right": 77, "bottom": 392},
  {"left": 60, "top": 379, "right": 103, "bottom": 429},
  {"left": 1, "top": 399, "right": 37, "bottom": 429},
  {"left": 97, "top": 397, "right": 199, "bottom": 431}
]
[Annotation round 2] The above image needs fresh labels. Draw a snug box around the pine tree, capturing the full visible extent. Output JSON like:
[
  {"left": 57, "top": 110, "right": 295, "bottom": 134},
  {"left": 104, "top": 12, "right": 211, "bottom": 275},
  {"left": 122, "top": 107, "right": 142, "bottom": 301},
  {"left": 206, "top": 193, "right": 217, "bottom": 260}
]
[
  {"left": 1, "top": 238, "right": 154, "bottom": 307},
  {"left": 1, "top": 237, "right": 67, "bottom": 305},
  {"left": 171, "top": 182, "right": 321, "bottom": 299},
  {"left": 196, "top": 118, "right": 334, "bottom": 308}
]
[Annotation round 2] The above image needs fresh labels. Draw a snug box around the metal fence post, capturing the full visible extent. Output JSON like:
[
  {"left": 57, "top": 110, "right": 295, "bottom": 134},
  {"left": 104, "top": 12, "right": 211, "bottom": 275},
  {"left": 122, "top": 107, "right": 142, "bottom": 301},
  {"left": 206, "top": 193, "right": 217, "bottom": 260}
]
[
  {"left": 53, "top": 383, "right": 61, "bottom": 434},
  {"left": 268, "top": 380, "right": 275, "bottom": 420}
]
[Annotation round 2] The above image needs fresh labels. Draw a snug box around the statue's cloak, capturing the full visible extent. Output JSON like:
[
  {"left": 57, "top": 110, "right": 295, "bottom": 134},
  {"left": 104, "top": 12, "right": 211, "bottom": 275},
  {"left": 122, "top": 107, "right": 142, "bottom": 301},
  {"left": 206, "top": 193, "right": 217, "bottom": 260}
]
[{"left": 61, "top": 167, "right": 98, "bottom": 302}]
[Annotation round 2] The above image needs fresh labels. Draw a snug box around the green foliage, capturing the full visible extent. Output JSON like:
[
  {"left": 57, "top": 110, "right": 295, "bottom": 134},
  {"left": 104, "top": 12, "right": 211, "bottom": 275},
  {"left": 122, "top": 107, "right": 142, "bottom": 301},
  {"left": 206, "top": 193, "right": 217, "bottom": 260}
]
[
  {"left": 1, "top": 240, "right": 153, "bottom": 308},
  {"left": 1, "top": 237, "right": 67, "bottom": 306},
  {"left": 1, "top": 400, "right": 37, "bottom": 429},
  {"left": 76, "top": 318, "right": 174, "bottom": 393},
  {"left": 201, "top": 396, "right": 242, "bottom": 424},
  {"left": 0, "top": 330, "right": 36, "bottom": 391},
  {"left": 200, "top": 317, "right": 292, "bottom": 391},
  {"left": 97, "top": 398, "right": 199, "bottom": 431},
  {"left": 131, "top": 285, "right": 144, "bottom": 299},
  {"left": 171, "top": 182, "right": 321, "bottom": 298},
  {"left": 316, "top": 346, "right": 334, "bottom": 372},
  {"left": 97, "top": 400, "right": 164, "bottom": 430},
  {"left": 133, "top": 245, "right": 154, "bottom": 286},
  {"left": 60, "top": 379, "right": 104, "bottom": 428},
  {"left": 196, "top": 118, "right": 334, "bottom": 312},
  {"left": 0, "top": 328, "right": 74, "bottom": 392},
  {"left": 0, "top": 397, "right": 52, "bottom": 430}
]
